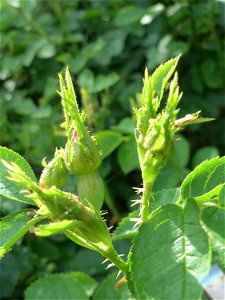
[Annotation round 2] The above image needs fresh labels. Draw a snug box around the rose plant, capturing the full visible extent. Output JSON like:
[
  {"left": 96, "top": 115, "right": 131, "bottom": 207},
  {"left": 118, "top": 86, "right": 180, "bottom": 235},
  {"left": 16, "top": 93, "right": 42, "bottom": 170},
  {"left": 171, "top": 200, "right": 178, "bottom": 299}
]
[{"left": 0, "top": 56, "right": 224, "bottom": 300}]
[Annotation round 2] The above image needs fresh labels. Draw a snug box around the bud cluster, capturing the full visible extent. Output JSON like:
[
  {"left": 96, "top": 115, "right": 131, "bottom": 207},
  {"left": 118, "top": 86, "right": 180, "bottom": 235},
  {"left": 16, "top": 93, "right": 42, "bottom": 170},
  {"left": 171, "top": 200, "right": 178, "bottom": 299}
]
[
  {"left": 134, "top": 58, "right": 182, "bottom": 185},
  {"left": 39, "top": 68, "right": 104, "bottom": 212},
  {"left": 133, "top": 56, "right": 211, "bottom": 223}
]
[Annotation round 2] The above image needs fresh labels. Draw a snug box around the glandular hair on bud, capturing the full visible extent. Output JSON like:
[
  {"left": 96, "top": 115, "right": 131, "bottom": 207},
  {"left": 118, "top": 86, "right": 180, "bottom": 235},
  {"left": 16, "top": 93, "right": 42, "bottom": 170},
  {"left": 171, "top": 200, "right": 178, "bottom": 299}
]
[{"left": 77, "top": 171, "right": 104, "bottom": 212}]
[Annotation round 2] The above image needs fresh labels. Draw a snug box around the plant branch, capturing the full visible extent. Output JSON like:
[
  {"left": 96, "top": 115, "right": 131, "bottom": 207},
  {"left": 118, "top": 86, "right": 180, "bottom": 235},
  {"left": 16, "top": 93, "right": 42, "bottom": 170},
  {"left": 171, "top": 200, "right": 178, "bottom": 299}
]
[{"left": 141, "top": 180, "right": 154, "bottom": 223}]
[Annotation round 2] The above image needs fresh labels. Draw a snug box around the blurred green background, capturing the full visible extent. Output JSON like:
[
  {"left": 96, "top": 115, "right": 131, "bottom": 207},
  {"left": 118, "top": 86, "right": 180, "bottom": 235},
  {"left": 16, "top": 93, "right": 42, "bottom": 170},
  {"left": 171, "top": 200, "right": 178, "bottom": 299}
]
[{"left": 0, "top": 0, "right": 224, "bottom": 298}]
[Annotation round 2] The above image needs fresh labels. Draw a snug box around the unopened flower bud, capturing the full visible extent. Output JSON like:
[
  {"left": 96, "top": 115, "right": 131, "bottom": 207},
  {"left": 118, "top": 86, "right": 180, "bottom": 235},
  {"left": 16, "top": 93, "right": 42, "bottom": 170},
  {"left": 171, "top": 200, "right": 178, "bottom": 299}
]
[
  {"left": 77, "top": 171, "right": 104, "bottom": 211},
  {"left": 65, "top": 129, "right": 101, "bottom": 175},
  {"left": 39, "top": 149, "right": 68, "bottom": 189},
  {"left": 59, "top": 68, "right": 102, "bottom": 175}
]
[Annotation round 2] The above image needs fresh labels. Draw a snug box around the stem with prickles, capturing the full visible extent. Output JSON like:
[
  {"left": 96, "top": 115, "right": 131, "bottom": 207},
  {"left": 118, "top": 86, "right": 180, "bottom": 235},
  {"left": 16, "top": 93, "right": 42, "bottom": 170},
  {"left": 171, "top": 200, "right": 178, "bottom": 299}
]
[
  {"left": 140, "top": 181, "right": 153, "bottom": 223},
  {"left": 103, "top": 248, "right": 127, "bottom": 274}
]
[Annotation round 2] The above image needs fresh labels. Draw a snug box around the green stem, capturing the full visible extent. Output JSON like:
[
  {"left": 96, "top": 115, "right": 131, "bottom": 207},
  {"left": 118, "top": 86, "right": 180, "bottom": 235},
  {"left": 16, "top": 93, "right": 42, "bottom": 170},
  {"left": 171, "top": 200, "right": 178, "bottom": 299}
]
[
  {"left": 66, "top": 229, "right": 127, "bottom": 274},
  {"left": 103, "top": 248, "right": 127, "bottom": 274},
  {"left": 141, "top": 181, "right": 153, "bottom": 223}
]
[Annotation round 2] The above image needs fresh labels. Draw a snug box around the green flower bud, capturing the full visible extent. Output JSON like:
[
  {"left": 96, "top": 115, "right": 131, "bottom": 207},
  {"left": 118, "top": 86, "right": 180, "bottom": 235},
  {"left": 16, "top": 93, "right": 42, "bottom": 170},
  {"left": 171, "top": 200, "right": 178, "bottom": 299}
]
[
  {"left": 77, "top": 171, "right": 104, "bottom": 212},
  {"left": 35, "top": 187, "right": 111, "bottom": 248},
  {"left": 65, "top": 129, "right": 101, "bottom": 175},
  {"left": 140, "top": 116, "right": 173, "bottom": 184},
  {"left": 39, "top": 149, "right": 68, "bottom": 189},
  {"left": 59, "top": 68, "right": 102, "bottom": 175},
  {"left": 134, "top": 57, "right": 182, "bottom": 184}
]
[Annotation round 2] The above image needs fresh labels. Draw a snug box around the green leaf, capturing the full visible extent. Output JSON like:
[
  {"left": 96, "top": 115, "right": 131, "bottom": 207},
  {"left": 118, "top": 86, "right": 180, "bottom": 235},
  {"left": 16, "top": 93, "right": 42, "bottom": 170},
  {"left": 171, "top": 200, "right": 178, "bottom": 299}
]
[
  {"left": 91, "top": 73, "right": 119, "bottom": 93},
  {"left": 34, "top": 220, "right": 78, "bottom": 237},
  {"left": 70, "top": 272, "right": 97, "bottom": 297},
  {"left": 212, "top": 240, "right": 225, "bottom": 270},
  {"left": 37, "top": 42, "right": 56, "bottom": 59},
  {"left": 128, "top": 200, "right": 211, "bottom": 299},
  {"left": 181, "top": 156, "right": 225, "bottom": 201},
  {"left": 168, "top": 40, "right": 189, "bottom": 56},
  {"left": 113, "top": 188, "right": 180, "bottom": 241},
  {"left": 93, "top": 272, "right": 131, "bottom": 300},
  {"left": 112, "top": 209, "right": 139, "bottom": 241},
  {"left": 151, "top": 55, "right": 180, "bottom": 100},
  {"left": 25, "top": 273, "right": 88, "bottom": 300},
  {"left": 0, "top": 209, "right": 43, "bottom": 258},
  {"left": 0, "top": 147, "right": 37, "bottom": 205},
  {"left": 29, "top": 238, "right": 60, "bottom": 260},
  {"left": 0, "top": 246, "right": 33, "bottom": 298},
  {"left": 114, "top": 6, "right": 144, "bottom": 26},
  {"left": 96, "top": 131, "right": 123, "bottom": 159},
  {"left": 151, "top": 188, "right": 180, "bottom": 209},
  {"left": 113, "top": 118, "right": 135, "bottom": 135},
  {"left": 118, "top": 136, "right": 139, "bottom": 174},
  {"left": 192, "top": 146, "right": 219, "bottom": 168},
  {"left": 175, "top": 113, "right": 214, "bottom": 127},
  {"left": 219, "top": 185, "right": 225, "bottom": 207},
  {"left": 153, "top": 161, "right": 186, "bottom": 191},
  {"left": 67, "top": 248, "right": 106, "bottom": 276},
  {"left": 22, "top": 39, "right": 46, "bottom": 67},
  {"left": 10, "top": 98, "right": 37, "bottom": 116},
  {"left": 201, "top": 207, "right": 225, "bottom": 245},
  {"left": 0, "top": 195, "right": 25, "bottom": 215},
  {"left": 200, "top": 59, "right": 223, "bottom": 89},
  {"left": 70, "top": 39, "right": 104, "bottom": 73},
  {"left": 173, "top": 134, "right": 190, "bottom": 167},
  {"left": 201, "top": 206, "right": 225, "bottom": 270},
  {"left": 78, "top": 69, "right": 95, "bottom": 91}
]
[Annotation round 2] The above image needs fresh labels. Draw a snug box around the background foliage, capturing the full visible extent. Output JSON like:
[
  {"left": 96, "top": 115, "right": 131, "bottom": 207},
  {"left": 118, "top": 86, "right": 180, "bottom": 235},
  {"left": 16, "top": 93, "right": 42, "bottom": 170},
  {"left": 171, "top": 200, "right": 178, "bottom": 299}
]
[{"left": 0, "top": 0, "right": 224, "bottom": 298}]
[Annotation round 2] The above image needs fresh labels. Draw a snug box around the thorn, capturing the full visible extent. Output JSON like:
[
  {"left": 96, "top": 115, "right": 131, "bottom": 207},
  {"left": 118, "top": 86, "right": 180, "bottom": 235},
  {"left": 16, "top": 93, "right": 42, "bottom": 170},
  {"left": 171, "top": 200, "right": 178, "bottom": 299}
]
[
  {"left": 102, "top": 258, "right": 109, "bottom": 264},
  {"left": 100, "top": 210, "right": 108, "bottom": 216},
  {"left": 131, "top": 199, "right": 141, "bottom": 207},
  {"left": 130, "top": 218, "right": 140, "bottom": 222},
  {"left": 115, "top": 276, "right": 127, "bottom": 289},
  {"left": 132, "top": 186, "right": 143, "bottom": 194},
  {"left": 106, "top": 263, "right": 115, "bottom": 269},
  {"left": 108, "top": 226, "right": 114, "bottom": 230},
  {"left": 116, "top": 270, "right": 122, "bottom": 279},
  {"left": 119, "top": 254, "right": 124, "bottom": 257},
  {"left": 130, "top": 217, "right": 141, "bottom": 229},
  {"left": 133, "top": 219, "right": 141, "bottom": 229}
]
